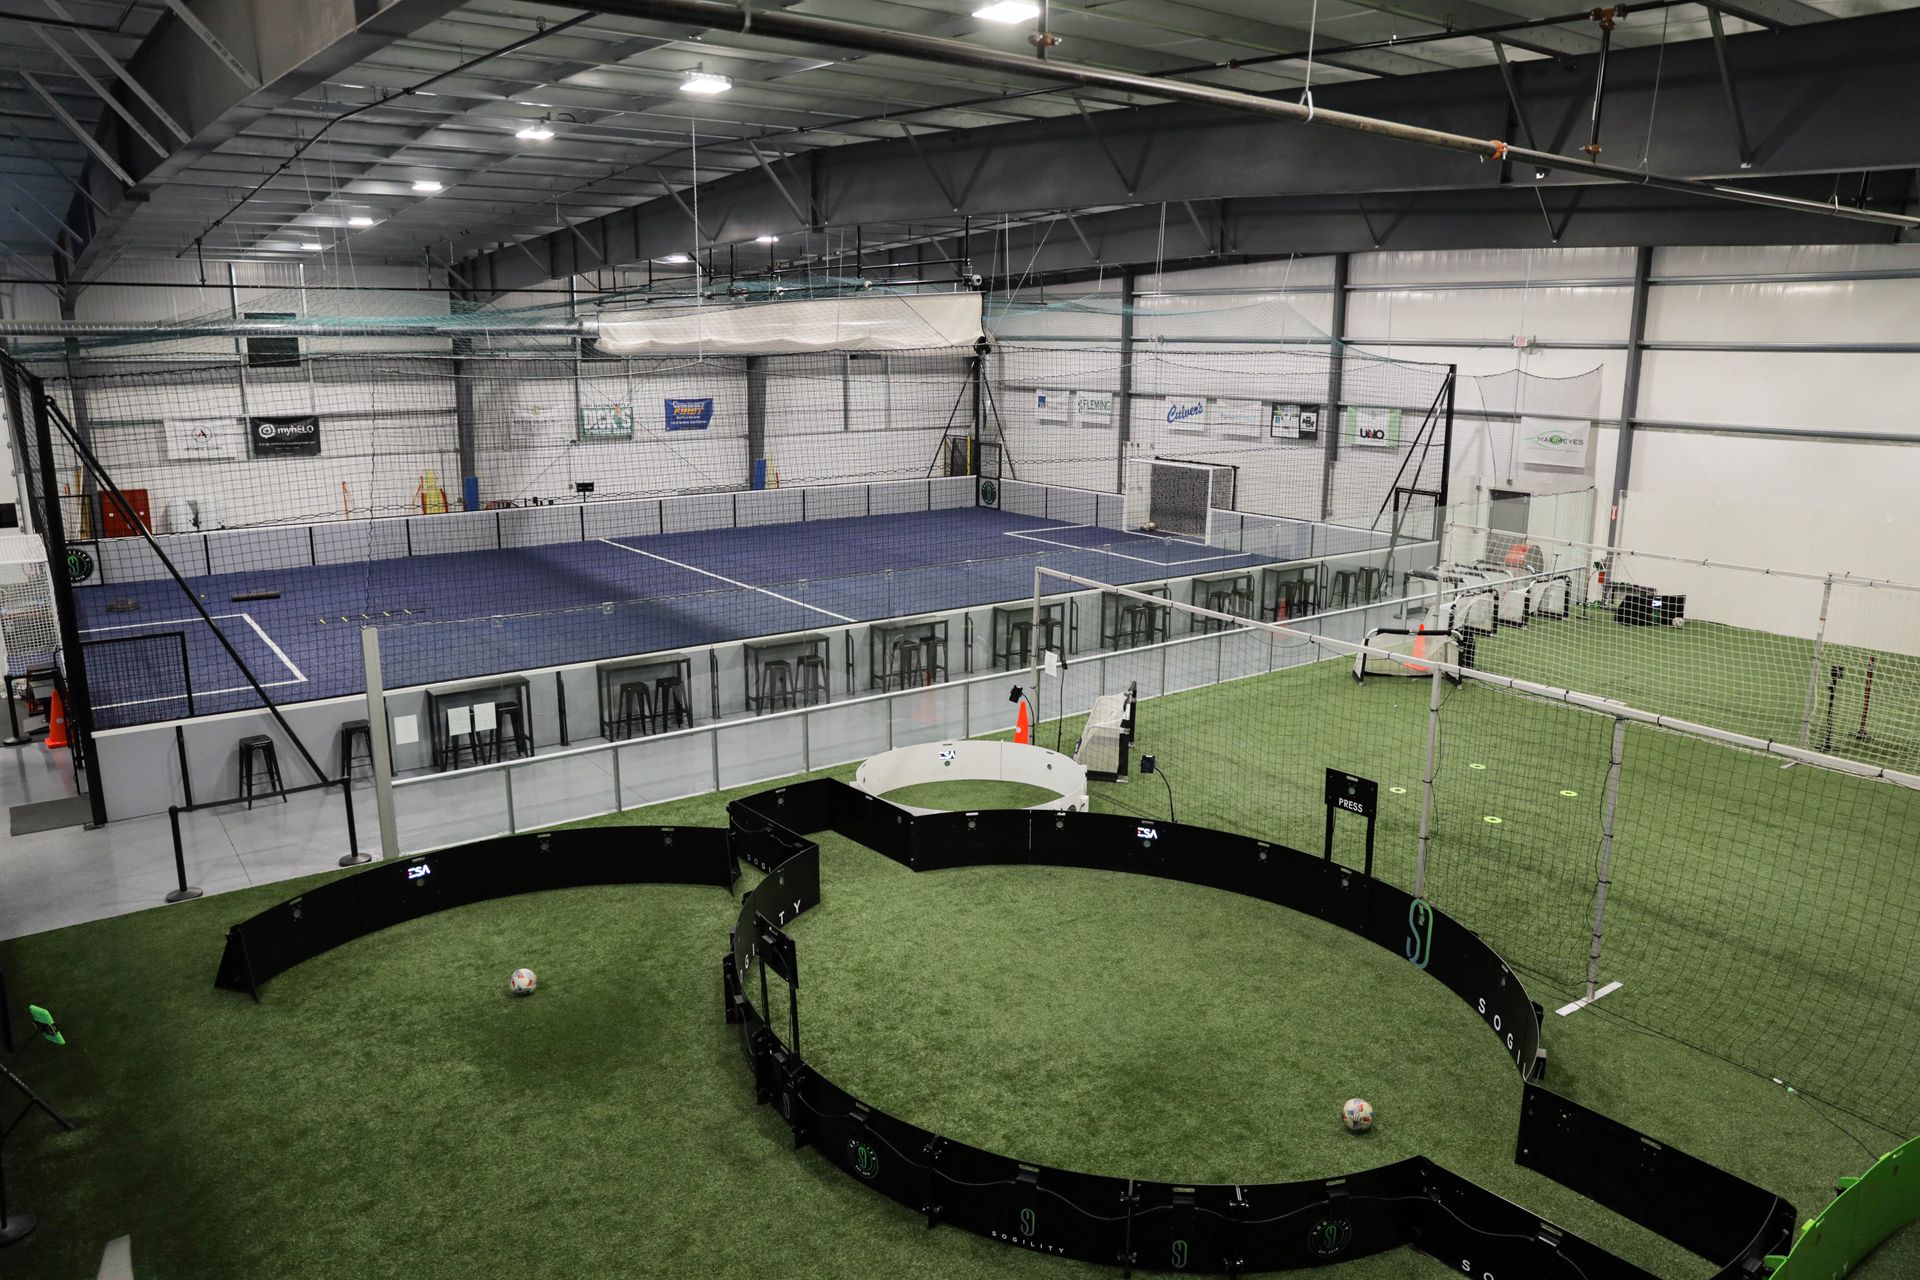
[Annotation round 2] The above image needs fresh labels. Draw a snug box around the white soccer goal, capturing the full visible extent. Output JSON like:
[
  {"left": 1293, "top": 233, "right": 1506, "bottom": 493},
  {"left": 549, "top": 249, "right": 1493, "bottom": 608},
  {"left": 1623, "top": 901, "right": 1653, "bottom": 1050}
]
[
  {"left": 0, "top": 532, "right": 60, "bottom": 676},
  {"left": 1353, "top": 627, "right": 1465, "bottom": 684},
  {"left": 1123, "top": 457, "right": 1237, "bottom": 540}
]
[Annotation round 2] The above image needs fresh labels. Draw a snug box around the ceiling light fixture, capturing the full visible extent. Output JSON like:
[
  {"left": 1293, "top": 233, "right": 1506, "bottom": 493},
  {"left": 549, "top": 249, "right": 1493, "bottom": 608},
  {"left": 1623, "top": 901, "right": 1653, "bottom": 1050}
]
[
  {"left": 973, "top": 1, "right": 1040, "bottom": 22},
  {"left": 755, "top": 234, "right": 779, "bottom": 244},
  {"left": 658, "top": 253, "right": 691, "bottom": 264},
  {"left": 680, "top": 70, "right": 732, "bottom": 96},
  {"left": 412, "top": 179, "right": 443, "bottom": 193},
  {"left": 348, "top": 215, "right": 375, "bottom": 227},
  {"left": 516, "top": 122, "right": 556, "bottom": 140},
  {"left": 299, "top": 242, "right": 323, "bottom": 251}
]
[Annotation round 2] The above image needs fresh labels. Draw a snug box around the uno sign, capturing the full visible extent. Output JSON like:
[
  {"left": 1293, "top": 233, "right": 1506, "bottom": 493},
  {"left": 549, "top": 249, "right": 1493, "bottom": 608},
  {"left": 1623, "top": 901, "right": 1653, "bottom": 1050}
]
[{"left": 249, "top": 415, "right": 321, "bottom": 458}]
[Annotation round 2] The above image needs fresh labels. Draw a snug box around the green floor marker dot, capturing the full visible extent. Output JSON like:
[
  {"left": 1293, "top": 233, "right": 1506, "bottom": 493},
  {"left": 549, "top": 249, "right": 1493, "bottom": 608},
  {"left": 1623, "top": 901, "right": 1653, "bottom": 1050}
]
[
  {"left": 1559, "top": 789, "right": 1579, "bottom": 798},
  {"left": 1388, "top": 786, "right": 1408, "bottom": 795},
  {"left": 1469, "top": 762, "right": 1487, "bottom": 771}
]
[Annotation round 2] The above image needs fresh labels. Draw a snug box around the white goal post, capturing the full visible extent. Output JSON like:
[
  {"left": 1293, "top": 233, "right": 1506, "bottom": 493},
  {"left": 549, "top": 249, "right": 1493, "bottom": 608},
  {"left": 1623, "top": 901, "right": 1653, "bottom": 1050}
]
[{"left": 1353, "top": 627, "right": 1466, "bottom": 684}]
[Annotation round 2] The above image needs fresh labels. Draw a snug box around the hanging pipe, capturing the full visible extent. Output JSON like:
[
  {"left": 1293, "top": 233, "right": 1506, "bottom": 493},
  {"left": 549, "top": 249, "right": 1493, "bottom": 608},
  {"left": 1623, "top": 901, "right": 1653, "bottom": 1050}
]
[
  {"left": 591, "top": 0, "right": 1920, "bottom": 232},
  {"left": 1584, "top": 8, "right": 1621, "bottom": 158}
]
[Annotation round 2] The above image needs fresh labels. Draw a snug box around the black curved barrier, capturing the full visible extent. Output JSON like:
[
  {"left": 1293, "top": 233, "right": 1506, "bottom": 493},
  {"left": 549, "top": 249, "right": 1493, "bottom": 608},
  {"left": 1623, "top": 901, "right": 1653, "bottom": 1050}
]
[
  {"left": 723, "top": 780, "right": 1795, "bottom": 1278},
  {"left": 213, "top": 826, "right": 735, "bottom": 998},
  {"left": 208, "top": 781, "right": 1791, "bottom": 1277}
]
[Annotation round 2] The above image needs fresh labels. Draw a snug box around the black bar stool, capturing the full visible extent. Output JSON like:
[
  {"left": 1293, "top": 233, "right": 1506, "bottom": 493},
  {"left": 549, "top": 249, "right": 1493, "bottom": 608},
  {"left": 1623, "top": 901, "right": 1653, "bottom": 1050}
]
[
  {"left": 615, "top": 681, "right": 654, "bottom": 739},
  {"left": 238, "top": 735, "right": 284, "bottom": 809},
  {"left": 757, "top": 659, "right": 796, "bottom": 713},
  {"left": 492, "top": 703, "right": 530, "bottom": 761},
  {"left": 795, "top": 652, "right": 830, "bottom": 706},
  {"left": 339, "top": 719, "right": 373, "bottom": 783},
  {"left": 1330, "top": 569, "right": 1360, "bottom": 610},
  {"left": 889, "top": 638, "right": 924, "bottom": 690},
  {"left": 653, "top": 675, "right": 691, "bottom": 731}
]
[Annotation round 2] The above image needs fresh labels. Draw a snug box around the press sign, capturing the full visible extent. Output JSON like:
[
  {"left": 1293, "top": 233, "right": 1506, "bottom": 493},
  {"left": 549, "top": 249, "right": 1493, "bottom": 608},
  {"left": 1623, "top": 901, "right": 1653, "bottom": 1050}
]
[{"left": 248, "top": 414, "right": 322, "bottom": 457}]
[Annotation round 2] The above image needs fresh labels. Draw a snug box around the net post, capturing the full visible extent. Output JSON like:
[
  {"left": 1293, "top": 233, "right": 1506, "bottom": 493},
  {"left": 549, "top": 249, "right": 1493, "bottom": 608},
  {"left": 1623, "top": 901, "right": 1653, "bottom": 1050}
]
[
  {"left": 1799, "top": 573, "right": 1834, "bottom": 748},
  {"left": 1586, "top": 715, "right": 1628, "bottom": 1001},
  {"left": 1414, "top": 663, "right": 1442, "bottom": 899},
  {"left": 1029, "top": 566, "right": 1044, "bottom": 732},
  {"left": 360, "top": 625, "right": 400, "bottom": 859},
  {"left": 1114, "top": 269, "right": 1136, "bottom": 494}
]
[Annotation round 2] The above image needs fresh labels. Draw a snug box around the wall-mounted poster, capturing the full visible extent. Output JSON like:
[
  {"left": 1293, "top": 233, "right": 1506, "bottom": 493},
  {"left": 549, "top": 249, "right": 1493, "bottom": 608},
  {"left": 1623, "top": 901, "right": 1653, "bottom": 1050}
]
[
  {"left": 1034, "top": 389, "right": 1067, "bottom": 422},
  {"left": 1518, "top": 416, "right": 1593, "bottom": 472},
  {"left": 1216, "top": 399, "right": 1263, "bottom": 438},
  {"left": 1271, "top": 404, "right": 1321, "bottom": 440},
  {"left": 165, "top": 417, "right": 245, "bottom": 461},
  {"left": 1162, "top": 396, "right": 1208, "bottom": 433},
  {"left": 248, "top": 414, "right": 321, "bottom": 458},
  {"left": 509, "top": 398, "right": 567, "bottom": 448},
  {"left": 1344, "top": 406, "right": 1402, "bottom": 447},
  {"left": 1071, "top": 390, "right": 1114, "bottom": 429},
  {"left": 580, "top": 402, "right": 634, "bottom": 441},
  {"left": 664, "top": 397, "right": 714, "bottom": 431}
]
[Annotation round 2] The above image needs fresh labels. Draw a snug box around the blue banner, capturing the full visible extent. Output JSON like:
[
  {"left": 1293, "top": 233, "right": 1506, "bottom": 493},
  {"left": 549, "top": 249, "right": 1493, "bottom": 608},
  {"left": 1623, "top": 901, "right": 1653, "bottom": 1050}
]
[{"left": 664, "top": 397, "right": 714, "bottom": 431}]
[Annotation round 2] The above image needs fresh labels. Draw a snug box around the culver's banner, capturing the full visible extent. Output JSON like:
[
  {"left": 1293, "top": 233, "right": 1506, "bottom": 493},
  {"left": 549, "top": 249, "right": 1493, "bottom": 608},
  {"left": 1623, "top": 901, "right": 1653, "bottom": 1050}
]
[
  {"left": 1161, "top": 396, "right": 1209, "bottom": 433},
  {"left": 1518, "top": 416, "right": 1593, "bottom": 472},
  {"left": 249, "top": 414, "right": 322, "bottom": 458},
  {"left": 664, "top": 397, "right": 715, "bottom": 431}
]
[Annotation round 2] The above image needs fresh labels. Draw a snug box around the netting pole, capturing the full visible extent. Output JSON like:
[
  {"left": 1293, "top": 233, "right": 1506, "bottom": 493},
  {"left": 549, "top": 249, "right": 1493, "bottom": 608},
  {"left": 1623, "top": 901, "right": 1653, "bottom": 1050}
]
[
  {"left": 1029, "top": 566, "right": 1044, "bottom": 731},
  {"left": 1585, "top": 716, "right": 1628, "bottom": 1001},
  {"left": 1114, "top": 269, "right": 1136, "bottom": 493},
  {"left": 360, "top": 626, "right": 400, "bottom": 859},
  {"left": 1799, "top": 574, "right": 1835, "bottom": 748},
  {"left": 1321, "top": 253, "right": 1348, "bottom": 522},
  {"left": 1413, "top": 662, "right": 1442, "bottom": 899}
]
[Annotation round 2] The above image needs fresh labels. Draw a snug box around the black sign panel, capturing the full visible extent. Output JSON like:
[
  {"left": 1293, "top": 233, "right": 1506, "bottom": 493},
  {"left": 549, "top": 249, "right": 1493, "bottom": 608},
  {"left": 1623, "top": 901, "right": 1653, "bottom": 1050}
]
[
  {"left": 248, "top": 414, "right": 321, "bottom": 457},
  {"left": 1324, "top": 768, "right": 1378, "bottom": 818}
]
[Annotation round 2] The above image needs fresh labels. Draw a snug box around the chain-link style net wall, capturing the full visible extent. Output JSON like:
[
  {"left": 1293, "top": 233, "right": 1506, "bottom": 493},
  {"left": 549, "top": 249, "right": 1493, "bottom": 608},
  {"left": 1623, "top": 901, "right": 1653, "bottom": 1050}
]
[{"left": 1031, "top": 567, "right": 1920, "bottom": 1137}]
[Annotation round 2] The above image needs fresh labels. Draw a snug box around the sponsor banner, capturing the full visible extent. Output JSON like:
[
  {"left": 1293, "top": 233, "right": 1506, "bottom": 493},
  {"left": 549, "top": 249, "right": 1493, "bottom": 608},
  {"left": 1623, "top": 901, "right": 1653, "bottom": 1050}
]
[
  {"left": 1344, "top": 406, "right": 1401, "bottom": 448},
  {"left": 165, "top": 417, "right": 245, "bottom": 461},
  {"left": 1270, "top": 403, "right": 1320, "bottom": 440},
  {"left": 248, "top": 414, "right": 322, "bottom": 458},
  {"left": 1216, "top": 398, "right": 1264, "bottom": 438},
  {"left": 664, "top": 397, "right": 715, "bottom": 431},
  {"left": 1033, "top": 388, "right": 1066, "bottom": 422},
  {"left": 1518, "top": 416, "right": 1593, "bottom": 471},
  {"left": 580, "top": 402, "right": 635, "bottom": 441},
  {"left": 1071, "top": 390, "right": 1114, "bottom": 429},
  {"left": 1162, "top": 396, "right": 1208, "bottom": 432}
]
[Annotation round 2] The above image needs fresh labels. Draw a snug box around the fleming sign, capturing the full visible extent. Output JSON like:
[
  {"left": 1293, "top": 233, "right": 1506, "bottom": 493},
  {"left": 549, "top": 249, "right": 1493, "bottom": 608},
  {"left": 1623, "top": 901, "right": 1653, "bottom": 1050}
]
[{"left": 248, "top": 415, "right": 322, "bottom": 458}]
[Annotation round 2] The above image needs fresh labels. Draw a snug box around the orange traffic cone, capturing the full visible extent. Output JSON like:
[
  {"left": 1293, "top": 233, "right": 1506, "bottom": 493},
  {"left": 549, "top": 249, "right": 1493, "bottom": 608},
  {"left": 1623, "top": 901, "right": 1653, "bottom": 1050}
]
[
  {"left": 45, "top": 688, "right": 69, "bottom": 750},
  {"left": 1014, "top": 699, "right": 1030, "bottom": 744},
  {"left": 1408, "top": 625, "right": 1430, "bottom": 674}
]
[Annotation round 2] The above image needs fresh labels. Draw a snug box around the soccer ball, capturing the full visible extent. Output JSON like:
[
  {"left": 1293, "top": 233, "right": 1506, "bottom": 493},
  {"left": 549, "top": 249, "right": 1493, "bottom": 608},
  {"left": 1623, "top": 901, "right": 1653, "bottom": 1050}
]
[
  {"left": 509, "top": 967, "right": 538, "bottom": 996},
  {"left": 1342, "top": 1098, "right": 1374, "bottom": 1133}
]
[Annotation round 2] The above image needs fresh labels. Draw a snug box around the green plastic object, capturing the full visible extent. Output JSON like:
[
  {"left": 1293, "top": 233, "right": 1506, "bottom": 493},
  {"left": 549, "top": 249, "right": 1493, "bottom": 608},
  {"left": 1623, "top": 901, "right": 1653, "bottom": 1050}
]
[
  {"left": 27, "top": 1004, "right": 63, "bottom": 1047},
  {"left": 1769, "top": 1134, "right": 1920, "bottom": 1278}
]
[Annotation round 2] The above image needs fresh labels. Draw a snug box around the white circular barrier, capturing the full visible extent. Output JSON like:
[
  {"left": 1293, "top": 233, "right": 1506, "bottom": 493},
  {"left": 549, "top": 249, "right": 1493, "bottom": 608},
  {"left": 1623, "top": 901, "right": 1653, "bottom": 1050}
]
[{"left": 854, "top": 740, "right": 1090, "bottom": 816}]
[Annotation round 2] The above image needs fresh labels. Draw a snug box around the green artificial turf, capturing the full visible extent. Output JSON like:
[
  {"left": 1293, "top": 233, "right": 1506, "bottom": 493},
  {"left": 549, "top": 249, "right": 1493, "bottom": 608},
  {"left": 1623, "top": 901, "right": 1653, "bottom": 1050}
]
[
  {"left": 4, "top": 607, "right": 1920, "bottom": 1278},
  {"left": 880, "top": 779, "right": 1062, "bottom": 809}
]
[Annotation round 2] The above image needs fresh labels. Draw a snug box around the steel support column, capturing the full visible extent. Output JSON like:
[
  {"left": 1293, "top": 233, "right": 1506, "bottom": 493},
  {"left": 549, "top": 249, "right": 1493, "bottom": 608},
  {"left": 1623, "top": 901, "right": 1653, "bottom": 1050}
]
[
  {"left": 1115, "top": 269, "right": 1136, "bottom": 493},
  {"left": 1606, "top": 244, "right": 1654, "bottom": 550},
  {"left": 1322, "top": 253, "right": 1350, "bottom": 523}
]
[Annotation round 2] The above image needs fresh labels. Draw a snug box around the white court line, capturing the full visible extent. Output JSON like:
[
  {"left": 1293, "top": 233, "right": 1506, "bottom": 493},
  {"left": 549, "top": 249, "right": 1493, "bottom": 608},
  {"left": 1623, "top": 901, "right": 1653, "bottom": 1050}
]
[
  {"left": 1555, "top": 981, "right": 1623, "bottom": 1017},
  {"left": 599, "top": 539, "right": 856, "bottom": 624},
  {"left": 1002, "top": 529, "right": 1250, "bottom": 568},
  {"left": 80, "top": 610, "right": 309, "bottom": 706},
  {"left": 1003, "top": 522, "right": 1214, "bottom": 549}
]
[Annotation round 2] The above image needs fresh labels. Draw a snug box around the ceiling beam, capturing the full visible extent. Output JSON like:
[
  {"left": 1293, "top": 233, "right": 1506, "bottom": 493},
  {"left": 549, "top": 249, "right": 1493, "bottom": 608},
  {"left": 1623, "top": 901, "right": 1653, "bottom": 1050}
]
[{"left": 459, "top": 7, "right": 1920, "bottom": 295}]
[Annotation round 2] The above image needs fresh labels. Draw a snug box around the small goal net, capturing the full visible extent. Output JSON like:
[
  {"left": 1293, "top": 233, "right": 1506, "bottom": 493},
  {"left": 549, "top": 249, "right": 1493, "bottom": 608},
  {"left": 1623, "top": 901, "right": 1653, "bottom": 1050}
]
[
  {"left": 1353, "top": 627, "right": 1466, "bottom": 684},
  {"left": 1124, "top": 458, "right": 1237, "bottom": 539}
]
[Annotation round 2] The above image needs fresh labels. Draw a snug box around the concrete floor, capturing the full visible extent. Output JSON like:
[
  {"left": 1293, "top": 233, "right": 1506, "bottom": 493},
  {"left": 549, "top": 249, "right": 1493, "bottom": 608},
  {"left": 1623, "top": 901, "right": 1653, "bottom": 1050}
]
[{"left": 0, "top": 728, "right": 370, "bottom": 942}]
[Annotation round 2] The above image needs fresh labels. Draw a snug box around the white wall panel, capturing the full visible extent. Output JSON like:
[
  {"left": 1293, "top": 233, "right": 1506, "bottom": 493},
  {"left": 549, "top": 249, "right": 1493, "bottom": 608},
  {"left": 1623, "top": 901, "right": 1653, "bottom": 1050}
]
[
  {"left": 1346, "top": 286, "right": 1630, "bottom": 344},
  {"left": 1647, "top": 279, "right": 1920, "bottom": 344},
  {"left": 1351, "top": 247, "right": 1633, "bottom": 286},
  {"left": 1638, "top": 350, "right": 1920, "bottom": 432},
  {"left": 1142, "top": 256, "right": 1337, "bottom": 292},
  {"left": 1628, "top": 433, "right": 1920, "bottom": 527},
  {"left": 1653, "top": 244, "right": 1920, "bottom": 279},
  {"left": 1348, "top": 344, "right": 1625, "bottom": 422}
]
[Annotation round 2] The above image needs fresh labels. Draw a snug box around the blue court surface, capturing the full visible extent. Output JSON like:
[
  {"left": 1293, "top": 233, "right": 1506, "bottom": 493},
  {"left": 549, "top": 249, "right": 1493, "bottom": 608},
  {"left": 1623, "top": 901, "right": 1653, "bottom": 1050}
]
[{"left": 76, "top": 506, "right": 1299, "bottom": 729}]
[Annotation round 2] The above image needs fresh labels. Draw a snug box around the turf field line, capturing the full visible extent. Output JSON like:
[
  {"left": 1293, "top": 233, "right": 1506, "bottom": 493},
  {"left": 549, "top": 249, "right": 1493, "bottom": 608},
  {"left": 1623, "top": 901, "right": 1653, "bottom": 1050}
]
[
  {"left": 1000, "top": 528, "right": 1248, "bottom": 567},
  {"left": 1555, "top": 980, "right": 1623, "bottom": 1017},
  {"left": 237, "top": 612, "right": 307, "bottom": 683},
  {"left": 598, "top": 539, "right": 856, "bottom": 623},
  {"left": 91, "top": 677, "right": 308, "bottom": 711},
  {"left": 81, "top": 609, "right": 310, "bottom": 709}
]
